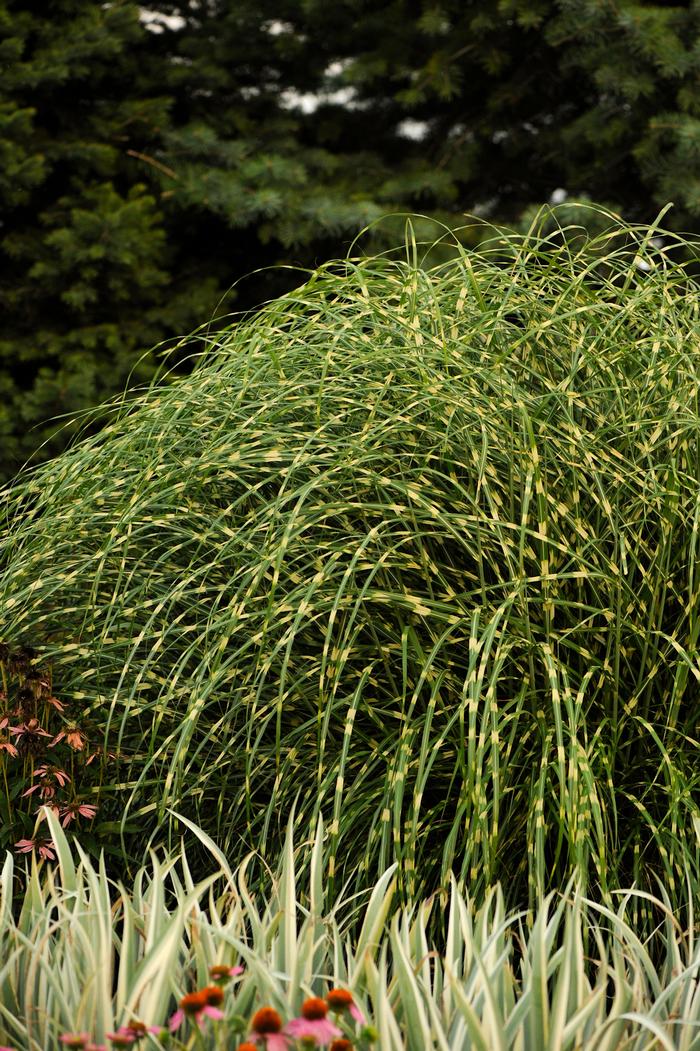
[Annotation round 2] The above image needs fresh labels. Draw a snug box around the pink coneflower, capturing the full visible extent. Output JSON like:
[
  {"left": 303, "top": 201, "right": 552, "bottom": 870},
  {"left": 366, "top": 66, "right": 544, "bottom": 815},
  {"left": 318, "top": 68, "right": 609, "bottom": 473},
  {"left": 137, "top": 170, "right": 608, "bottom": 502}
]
[
  {"left": 59, "top": 1035, "right": 91, "bottom": 1048},
  {"left": 0, "top": 741, "right": 18, "bottom": 757},
  {"left": 15, "top": 836, "right": 55, "bottom": 861},
  {"left": 107, "top": 1021, "right": 161, "bottom": 1045},
  {"left": 249, "top": 1006, "right": 289, "bottom": 1051},
  {"left": 326, "top": 989, "right": 366, "bottom": 1025},
  {"left": 284, "top": 998, "right": 342, "bottom": 1045},
  {"left": 104, "top": 1033, "right": 134, "bottom": 1048},
  {"left": 111, "top": 1021, "right": 161, "bottom": 1040},
  {"left": 169, "top": 986, "right": 224, "bottom": 1032},
  {"left": 208, "top": 963, "right": 244, "bottom": 985}
]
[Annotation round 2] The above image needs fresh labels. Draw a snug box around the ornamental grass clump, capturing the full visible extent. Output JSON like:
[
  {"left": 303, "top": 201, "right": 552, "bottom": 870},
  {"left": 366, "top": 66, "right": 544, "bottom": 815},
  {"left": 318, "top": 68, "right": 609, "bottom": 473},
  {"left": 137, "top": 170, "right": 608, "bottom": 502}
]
[{"left": 1, "top": 208, "right": 700, "bottom": 917}]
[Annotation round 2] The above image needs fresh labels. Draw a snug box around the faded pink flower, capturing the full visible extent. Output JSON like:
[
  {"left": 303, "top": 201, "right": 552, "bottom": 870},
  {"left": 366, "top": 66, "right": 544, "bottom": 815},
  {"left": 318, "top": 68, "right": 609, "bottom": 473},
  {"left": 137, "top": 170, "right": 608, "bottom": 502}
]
[
  {"left": 0, "top": 741, "right": 18, "bottom": 757},
  {"left": 10, "top": 719, "right": 51, "bottom": 741},
  {"left": 50, "top": 726, "right": 87, "bottom": 751},
  {"left": 22, "top": 783, "right": 54, "bottom": 800},
  {"left": 85, "top": 748, "right": 117, "bottom": 766},
  {"left": 35, "top": 764, "right": 71, "bottom": 787},
  {"left": 35, "top": 803, "right": 61, "bottom": 821},
  {"left": 58, "top": 802, "right": 98, "bottom": 827},
  {"left": 23, "top": 764, "right": 71, "bottom": 801},
  {"left": 15, "top": 837, "right": 55, "bottom": 861}
]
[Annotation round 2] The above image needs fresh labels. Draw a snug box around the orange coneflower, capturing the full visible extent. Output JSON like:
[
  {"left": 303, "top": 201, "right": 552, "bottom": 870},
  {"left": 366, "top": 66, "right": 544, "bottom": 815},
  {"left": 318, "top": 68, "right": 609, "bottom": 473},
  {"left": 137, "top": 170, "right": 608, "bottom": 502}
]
[
  {"left": 249, "top": 1007, "right": 289, "bottom": 1051},
  {"left": 251, "top": 1007, "right": 283, "bottom": 1033},
  {"left": 209, "top": 963, "right": 244, "bottom": 984},
  {"left": 169, "top": 986, "right": 224, "bottom": 1032},
  {"left": 203, "top": 985, "right": 224, "bottom": 1005},
  {"left": 326, "top": 988, "right": 366, "bottom": 1024}
]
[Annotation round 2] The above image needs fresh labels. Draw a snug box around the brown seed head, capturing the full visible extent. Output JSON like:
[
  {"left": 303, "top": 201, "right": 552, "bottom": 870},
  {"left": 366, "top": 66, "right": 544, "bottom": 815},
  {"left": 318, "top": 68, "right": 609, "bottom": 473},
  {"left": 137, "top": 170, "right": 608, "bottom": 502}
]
[
  {"left": 203, "top": 984, "right": 224, "bottom": 1006},
  {"left": 326, "top": 988, "right": 354, "bottom": 1011},
  {"left": 251, "top": 1006, "right": 283, "bottom": 1033},
  {"left": 301, "top": 997, "right": 328, "bottom": 1020},
  {"left": 330, "top": 1041, "right": 354, "bottom": 1051},
  {"left": 209, "top": 964, "right": 234, "bottom": 981},
  {"left": 179, "top": 990, "right": 209, "bottom": 1014}
]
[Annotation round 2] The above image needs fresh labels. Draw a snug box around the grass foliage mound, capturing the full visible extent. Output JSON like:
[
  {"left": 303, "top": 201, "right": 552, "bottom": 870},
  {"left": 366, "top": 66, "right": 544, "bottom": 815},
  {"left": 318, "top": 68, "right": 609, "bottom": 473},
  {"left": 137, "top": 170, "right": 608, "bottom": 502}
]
[{"left": 2, "top": 213, "right": 700, "bottom": 914}]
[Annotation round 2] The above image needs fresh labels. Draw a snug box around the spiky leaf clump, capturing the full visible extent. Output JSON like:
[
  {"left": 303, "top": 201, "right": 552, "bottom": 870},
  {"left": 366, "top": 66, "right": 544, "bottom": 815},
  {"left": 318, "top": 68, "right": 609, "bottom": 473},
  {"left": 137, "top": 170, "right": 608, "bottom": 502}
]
[
  {"left": 4, "top": 809, "right": 700, "bottom": 1051},
  {"left": 2, "top": 212, "right": 700, "bottom": 915}
]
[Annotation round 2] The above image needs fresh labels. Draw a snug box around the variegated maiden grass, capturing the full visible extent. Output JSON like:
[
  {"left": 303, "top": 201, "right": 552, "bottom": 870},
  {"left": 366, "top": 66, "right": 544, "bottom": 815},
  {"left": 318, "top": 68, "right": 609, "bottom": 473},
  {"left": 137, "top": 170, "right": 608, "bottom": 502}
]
[
  {"left": 1, "top": 209, "right": 700, "bottom": 918},
  {"left": 2, "top": 809, "right": 700, "bottom": 1051}
]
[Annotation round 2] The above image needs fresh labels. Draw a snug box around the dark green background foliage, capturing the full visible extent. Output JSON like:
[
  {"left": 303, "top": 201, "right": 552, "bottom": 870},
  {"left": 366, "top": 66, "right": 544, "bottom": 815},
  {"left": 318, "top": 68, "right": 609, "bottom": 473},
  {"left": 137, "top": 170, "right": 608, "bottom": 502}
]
[{"left": 2, "top": 0, "right": 700, "bottom": 480}]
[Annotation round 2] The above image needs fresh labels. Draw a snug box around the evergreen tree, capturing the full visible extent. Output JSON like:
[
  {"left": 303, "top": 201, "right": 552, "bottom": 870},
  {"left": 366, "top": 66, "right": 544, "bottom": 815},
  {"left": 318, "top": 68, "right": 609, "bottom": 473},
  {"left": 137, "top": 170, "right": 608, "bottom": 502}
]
[
  {"left": 148, "top": 0, "right": 700, "bottom": 229},
  {"left": 2, "top": 0, "right": 700, "bottom": 482},
  {"left": 0, "top": 1, "right": 218, "bottom": 478}
]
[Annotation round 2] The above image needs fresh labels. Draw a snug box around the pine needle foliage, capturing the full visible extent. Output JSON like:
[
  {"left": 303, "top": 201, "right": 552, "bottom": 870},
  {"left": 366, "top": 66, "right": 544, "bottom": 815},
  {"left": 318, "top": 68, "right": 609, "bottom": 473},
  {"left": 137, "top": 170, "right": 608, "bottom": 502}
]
[{"left": 1, "top": 210, "right": 700, "bottom": 923}]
